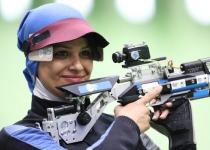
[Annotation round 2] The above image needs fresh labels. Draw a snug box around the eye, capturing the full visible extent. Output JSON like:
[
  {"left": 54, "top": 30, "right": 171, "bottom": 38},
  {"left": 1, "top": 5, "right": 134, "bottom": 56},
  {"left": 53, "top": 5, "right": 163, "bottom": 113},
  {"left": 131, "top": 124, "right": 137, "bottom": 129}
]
[
  {"left": 54, "top": 51, "right": 68, "bottom": 57},
  {"left": 80, "top": 50, "right": 92, "bottom": 59}
]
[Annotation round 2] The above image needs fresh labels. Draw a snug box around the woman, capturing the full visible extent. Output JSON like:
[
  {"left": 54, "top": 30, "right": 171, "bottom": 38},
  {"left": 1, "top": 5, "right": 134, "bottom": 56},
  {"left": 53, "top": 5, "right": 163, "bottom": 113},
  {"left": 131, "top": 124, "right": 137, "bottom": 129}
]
[{"left": 0, "top": 3, "right": 166, "bottom": 150}]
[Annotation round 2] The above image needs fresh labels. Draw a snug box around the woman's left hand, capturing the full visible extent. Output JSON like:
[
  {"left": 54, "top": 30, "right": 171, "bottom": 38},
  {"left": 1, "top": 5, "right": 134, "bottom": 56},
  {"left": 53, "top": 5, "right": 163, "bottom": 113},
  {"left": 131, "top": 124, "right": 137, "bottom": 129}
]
[{"left": 151, "top": 101, "right": 173, "bottom": 121}]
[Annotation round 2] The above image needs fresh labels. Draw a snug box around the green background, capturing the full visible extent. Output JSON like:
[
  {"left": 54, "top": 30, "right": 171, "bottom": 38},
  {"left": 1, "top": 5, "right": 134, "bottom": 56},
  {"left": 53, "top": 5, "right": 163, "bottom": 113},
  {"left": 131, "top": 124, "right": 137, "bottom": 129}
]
[{"left": 0, "top": 1, "right": 210, "bottom": 149}]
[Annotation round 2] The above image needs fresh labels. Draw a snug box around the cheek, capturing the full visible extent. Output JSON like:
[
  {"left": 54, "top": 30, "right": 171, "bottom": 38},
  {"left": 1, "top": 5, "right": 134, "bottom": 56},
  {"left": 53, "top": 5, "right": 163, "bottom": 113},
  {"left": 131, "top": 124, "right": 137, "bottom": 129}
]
[
  {"left": 38, "top": 61, "right": 59, "bottom": 79},
  {"left": 84, "top": 60, "right": 93, "bottom": 74},
  {"left": 37, "top": 62, "right": 45, "bottom": 79}
]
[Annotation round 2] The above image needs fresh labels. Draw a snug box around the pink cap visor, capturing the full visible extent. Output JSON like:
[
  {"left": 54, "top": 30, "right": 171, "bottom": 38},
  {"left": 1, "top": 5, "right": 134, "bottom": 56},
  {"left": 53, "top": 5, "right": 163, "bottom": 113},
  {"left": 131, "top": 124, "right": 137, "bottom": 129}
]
[{"left": 26, "top": 18, "right": 109, "bottom": 61}]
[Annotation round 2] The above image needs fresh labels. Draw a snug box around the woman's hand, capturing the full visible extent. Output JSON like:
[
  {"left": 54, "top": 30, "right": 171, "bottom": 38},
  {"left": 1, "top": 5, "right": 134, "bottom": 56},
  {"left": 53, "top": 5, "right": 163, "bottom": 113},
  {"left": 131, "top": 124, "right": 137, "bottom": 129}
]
[
  {"left": 151, "top": 101, "right": 173, "bottom": 121},
  {"left": 114, "top": 85, "right": 162, "bottom": 133}
]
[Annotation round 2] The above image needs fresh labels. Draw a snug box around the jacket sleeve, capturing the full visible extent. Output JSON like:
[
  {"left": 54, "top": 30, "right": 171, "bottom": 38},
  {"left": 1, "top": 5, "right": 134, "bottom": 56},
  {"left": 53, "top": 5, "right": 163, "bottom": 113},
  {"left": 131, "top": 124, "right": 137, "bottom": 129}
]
[
  {"left": 0, "top": 117, "right": 153, "bottom": 150},
  {"left": 0, "top": 125, "right": 67, "bottom": 150},
  {"left": 87, "top": 116, "right": 145, "bottom": 150}
]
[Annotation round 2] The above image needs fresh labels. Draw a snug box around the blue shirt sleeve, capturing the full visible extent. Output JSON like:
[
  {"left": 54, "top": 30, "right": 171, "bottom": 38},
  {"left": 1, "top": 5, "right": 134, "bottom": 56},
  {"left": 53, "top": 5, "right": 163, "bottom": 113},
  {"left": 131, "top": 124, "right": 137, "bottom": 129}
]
[{"left": 2, "top": 125, "right": 67, "bottom": 150}]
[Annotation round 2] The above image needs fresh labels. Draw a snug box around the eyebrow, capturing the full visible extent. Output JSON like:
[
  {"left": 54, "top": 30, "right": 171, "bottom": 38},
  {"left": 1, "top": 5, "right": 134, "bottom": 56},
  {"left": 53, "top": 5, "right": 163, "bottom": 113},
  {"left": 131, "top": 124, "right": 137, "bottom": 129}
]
[{"left": 53, "top": 43, "right": 90, "bottom": 49}]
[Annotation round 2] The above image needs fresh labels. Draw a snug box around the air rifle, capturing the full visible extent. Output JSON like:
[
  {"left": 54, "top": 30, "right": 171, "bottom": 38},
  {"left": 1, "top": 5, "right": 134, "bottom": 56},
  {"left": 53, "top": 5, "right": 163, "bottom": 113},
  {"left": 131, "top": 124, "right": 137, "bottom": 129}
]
[{"left": 41, "top": 42, "right": 210, "bottom": 145}]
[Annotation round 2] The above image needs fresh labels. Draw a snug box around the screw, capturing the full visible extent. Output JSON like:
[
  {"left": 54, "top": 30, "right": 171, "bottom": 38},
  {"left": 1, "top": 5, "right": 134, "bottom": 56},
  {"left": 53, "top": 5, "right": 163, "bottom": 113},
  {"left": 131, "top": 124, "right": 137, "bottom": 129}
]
[
  {"left": 61, "top": 131, "right": 64, "bottom": 136},
  {"left": 73, "top": 129, "right": 77, "bottom": 133}
]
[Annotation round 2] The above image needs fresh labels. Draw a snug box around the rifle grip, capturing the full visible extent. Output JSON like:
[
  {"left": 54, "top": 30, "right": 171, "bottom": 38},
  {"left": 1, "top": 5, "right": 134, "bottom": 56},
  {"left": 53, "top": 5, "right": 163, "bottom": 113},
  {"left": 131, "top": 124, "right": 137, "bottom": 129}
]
[{"left": 117, "top": 95, "right": 139, "bottom": 106}]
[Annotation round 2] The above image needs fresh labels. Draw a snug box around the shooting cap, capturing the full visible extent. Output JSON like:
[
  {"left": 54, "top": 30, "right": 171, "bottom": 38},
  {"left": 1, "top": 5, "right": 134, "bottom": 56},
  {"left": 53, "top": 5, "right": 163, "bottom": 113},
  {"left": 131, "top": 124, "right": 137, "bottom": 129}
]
[
  {"left": 17, "top": 3, "right": 109, "bottom": 61},
  {"left": 17, "top": 3, "right": 109, "bottom": 93}
]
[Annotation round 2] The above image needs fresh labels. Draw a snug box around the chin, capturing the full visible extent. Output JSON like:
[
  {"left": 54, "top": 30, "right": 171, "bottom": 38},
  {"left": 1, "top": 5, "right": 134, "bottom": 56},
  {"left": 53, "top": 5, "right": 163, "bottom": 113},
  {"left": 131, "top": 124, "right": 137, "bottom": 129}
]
[{"left": 53, "top": 89, "right": 66, "bottom": 100}]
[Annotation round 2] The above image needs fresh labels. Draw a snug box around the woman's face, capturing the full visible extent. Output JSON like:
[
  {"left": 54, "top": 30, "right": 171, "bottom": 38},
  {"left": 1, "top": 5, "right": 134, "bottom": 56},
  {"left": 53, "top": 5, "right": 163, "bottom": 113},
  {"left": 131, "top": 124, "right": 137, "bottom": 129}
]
[{"left": 38, "top": 38, "right": 93, "bottom": 99}]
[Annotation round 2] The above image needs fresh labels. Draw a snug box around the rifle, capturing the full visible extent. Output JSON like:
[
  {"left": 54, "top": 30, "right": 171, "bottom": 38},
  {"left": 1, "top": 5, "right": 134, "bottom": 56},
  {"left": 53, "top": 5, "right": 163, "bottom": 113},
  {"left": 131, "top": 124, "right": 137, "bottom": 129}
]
[{"left": 41, "top": 42, "right": 210, "bottom": 145}]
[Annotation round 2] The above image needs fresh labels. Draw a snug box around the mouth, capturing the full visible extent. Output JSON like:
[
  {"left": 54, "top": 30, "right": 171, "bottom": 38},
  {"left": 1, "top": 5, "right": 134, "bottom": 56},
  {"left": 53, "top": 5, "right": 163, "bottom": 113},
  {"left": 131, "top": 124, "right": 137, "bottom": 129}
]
[{"left": 61, "top": 75, "right": 86, "bottom": 83}]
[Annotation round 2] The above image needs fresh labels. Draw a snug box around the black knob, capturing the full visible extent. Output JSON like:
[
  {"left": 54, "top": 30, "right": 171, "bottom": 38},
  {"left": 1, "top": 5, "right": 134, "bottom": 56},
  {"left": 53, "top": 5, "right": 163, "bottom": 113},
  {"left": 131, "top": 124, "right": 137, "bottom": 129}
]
[{"left": 77, "top": 112, "right": 91, "bottom": 125}]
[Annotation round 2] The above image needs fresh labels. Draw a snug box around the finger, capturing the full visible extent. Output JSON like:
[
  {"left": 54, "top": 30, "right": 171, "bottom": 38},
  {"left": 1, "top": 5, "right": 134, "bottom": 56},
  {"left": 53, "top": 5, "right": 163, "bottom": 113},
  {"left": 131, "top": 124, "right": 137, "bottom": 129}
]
[
  {"left": 159, "top": 109, "right": 170, "bottom": 119},
  {"left": 139, "top": 85, "right": 162, "bottom": 105},
  {"left": 150, "top": 99, "right": 157, "bottom": 105},
  {"left": 165, "top": 102, "right": 173, "bottom": 107},
  {"left": 152, "top": 109, "right": 160, "bottom": 121}
]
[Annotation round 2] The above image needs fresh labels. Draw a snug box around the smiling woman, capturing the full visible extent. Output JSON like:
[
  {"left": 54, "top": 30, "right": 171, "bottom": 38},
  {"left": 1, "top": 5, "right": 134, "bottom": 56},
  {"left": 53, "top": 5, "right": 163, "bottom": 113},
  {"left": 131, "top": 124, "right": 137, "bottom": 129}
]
[
  {"left": 0, "top": 3, "right": 165, "bottom": 150},
  {"left": 38, "top": 38, "right": 93, "bottom": 100}
]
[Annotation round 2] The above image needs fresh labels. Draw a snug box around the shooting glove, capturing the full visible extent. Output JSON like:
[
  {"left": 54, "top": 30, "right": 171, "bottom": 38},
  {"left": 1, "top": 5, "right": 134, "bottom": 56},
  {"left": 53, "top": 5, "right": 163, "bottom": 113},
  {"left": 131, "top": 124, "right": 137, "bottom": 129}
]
[{"left": 150, "top": 99, "right": 196, "bottom": 150}]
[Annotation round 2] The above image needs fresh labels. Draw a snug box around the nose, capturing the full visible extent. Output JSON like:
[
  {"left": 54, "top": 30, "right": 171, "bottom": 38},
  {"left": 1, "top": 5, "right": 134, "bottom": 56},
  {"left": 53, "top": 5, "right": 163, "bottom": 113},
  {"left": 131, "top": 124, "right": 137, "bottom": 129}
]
[{"left": 68, "top": 56, "right": 84, "bottom": 71}]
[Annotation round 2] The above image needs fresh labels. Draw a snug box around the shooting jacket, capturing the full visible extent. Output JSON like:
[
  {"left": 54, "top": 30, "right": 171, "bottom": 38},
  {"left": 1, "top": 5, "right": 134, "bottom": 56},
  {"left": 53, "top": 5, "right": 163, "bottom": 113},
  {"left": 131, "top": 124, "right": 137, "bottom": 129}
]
[{"left": 0, "top": 95, "right": 160, "bottom": 150}]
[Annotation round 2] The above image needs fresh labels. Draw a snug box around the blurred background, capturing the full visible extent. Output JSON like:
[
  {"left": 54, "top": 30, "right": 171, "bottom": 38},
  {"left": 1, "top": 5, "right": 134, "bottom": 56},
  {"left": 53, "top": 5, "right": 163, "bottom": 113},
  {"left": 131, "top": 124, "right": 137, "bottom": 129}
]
[{"left": 0, "top": 0, "right": 210, "bottom": 149}]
